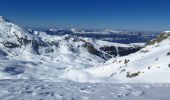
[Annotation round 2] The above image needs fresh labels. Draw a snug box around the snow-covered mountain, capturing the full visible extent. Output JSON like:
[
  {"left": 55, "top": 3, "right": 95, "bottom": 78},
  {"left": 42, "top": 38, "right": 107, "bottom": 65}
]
[
  {"left": 1, "top": 16, "right": 169, "bottom": 83},
  {"left": 0, "top": 16, "right": 170, "bottom": 100},
  {"left": 70, "top": 28, "right": 123, "bottom": 34},
  {"left": 35, "top": 28, "right": 159, "bottom": 44},
  {"left": 65, "top": 31, "right": 170, "bottom": 83},
  {"left": 0, "top": 16, "right": 143, "bottom": 80}
]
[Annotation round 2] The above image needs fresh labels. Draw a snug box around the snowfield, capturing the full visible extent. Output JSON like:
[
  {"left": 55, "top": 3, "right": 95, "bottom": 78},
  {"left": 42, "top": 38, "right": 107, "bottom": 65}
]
[
  {"left": 0, "top": 16, "right": 170, "bottom": 99},
  {"left": 0, "top": 80, "right": 170, "bottom": 100},
  {"left": 64, "top": 32, "right": 170, "bottom": 83}
]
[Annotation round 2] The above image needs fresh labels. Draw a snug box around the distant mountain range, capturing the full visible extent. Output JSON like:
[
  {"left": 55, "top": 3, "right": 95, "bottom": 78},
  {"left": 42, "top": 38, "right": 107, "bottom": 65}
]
[{"left": 27, "top": 28, "right": 159, "bottom": 44}]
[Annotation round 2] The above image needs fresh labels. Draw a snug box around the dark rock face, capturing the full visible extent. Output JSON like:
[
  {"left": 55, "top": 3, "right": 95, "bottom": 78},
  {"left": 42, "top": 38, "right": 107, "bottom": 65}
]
[
  {"left": 100, "top": 46, "right": 142, "bottom": 57},
  {"left": 82, "top": 42, "right": 108, "bottom": 59},
  {"left": 2, "top": 42, "right": 20, "bottom": 48},
  {"left": 127, "top": 72, "right": 140, "bottom": 78},
  {"left": 118, "top": 47, "right": 142, "bottom": 56},
  {"left": 99, "top": 46, "right": 117, "bottom": 56},
  {"left": 82, "top": 41, "right": 112, "bottom": 60}
]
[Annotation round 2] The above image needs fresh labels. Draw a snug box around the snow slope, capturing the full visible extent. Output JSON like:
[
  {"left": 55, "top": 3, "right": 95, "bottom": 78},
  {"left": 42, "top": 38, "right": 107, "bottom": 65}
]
[
  {"left": 0, "top": 16, "right": 169, "bottom": 83},
  {"left": 0, "top": 80, "right": 169, "bottom": 100},
  {"left": 0, "top": 16, "right": 142, "bottom": 81},
  {"left": 64, "top": 31, "right": 170, "bottom": 83},
  {"left": 0, "top": 16, "right": 170, "bottom": 100}
]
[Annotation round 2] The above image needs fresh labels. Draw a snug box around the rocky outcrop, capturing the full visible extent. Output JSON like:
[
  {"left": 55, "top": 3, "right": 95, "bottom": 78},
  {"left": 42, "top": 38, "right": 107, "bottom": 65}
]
[
  {"left": 146, "top": 32, "right": 170, "bottom": 46},
  {"left": 100, "top": 46, "right": 142, "bottom": 57}
]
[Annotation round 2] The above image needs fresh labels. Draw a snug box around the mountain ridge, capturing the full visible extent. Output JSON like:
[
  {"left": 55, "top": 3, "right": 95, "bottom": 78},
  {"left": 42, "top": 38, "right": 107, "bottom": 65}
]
[
  {"left": 0, "top": 16, "right": 169, "bottom": 83},
  {"left": 0, "top": 16, "right": 143, "bottom": 81},
  {"left": 65, "top": 31, "right": 170, "bottom": 82}
]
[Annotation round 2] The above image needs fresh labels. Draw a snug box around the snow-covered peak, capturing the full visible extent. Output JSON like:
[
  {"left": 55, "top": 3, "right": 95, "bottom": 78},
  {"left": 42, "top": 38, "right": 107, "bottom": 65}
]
[
  {"left": 105, "top": 29, "right": 123, "bottom": 34},
  {"left": 0, "top": 16, "right": 35, "bottom": 41},
  {"left": 49, "top": 28, "right": 63, "bottom": 32},
  {"left": 70, "top": 29, "right": 123, "bottom": 34},
  {"left": 164, "top": 31, "right": 170, "bottom": 33},
  {"left": 0, "top": 16, "right": 5, "bottom": 21},
  {"left": 0, "top": 16, "right": 10, "bottom": 22},
  {"left": 0, "top": 16, "right": 41, "bottom": 55},
  {"left": 70, "top": 28, "right": 86, "bottom": 33}
]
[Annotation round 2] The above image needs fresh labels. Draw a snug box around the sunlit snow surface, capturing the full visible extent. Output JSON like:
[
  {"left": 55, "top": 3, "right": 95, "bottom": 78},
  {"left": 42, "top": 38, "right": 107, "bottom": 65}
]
[
  {"left": 0, "top": 80, "right": 169, "bottom": 100},
  {"left": 0, "top": 17, "right": 170, "bottom": 100}
]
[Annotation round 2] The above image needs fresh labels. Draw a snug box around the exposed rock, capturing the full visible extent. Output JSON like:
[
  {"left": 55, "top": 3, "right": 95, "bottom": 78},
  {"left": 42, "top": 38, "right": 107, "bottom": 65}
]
[
  {"left": 99, "top": 46, "right": 117, "bottom": 56},
  {"left": 146, "top": 32, "right": 170, "bottom": 46},
  {"left": 127, "top": 72, "right": 140, "bottom": 78},
  {"left": 167, "top": 52, "right": 170, "bottom": 56},
  {"left": 118, "top": 47, "right": 141, "bottom": 56},
  {"left": 2, "top": 42, "right": 20, "bottom": 48},
  {"left": 83, "top": 41, "right": 110, "bottom": 60}
]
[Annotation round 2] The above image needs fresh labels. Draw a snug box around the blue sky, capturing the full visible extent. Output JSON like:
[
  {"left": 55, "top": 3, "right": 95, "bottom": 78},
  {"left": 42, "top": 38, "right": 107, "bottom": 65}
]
[{"left": 0, "top": 0, "right": 170, "bottom": 31}]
